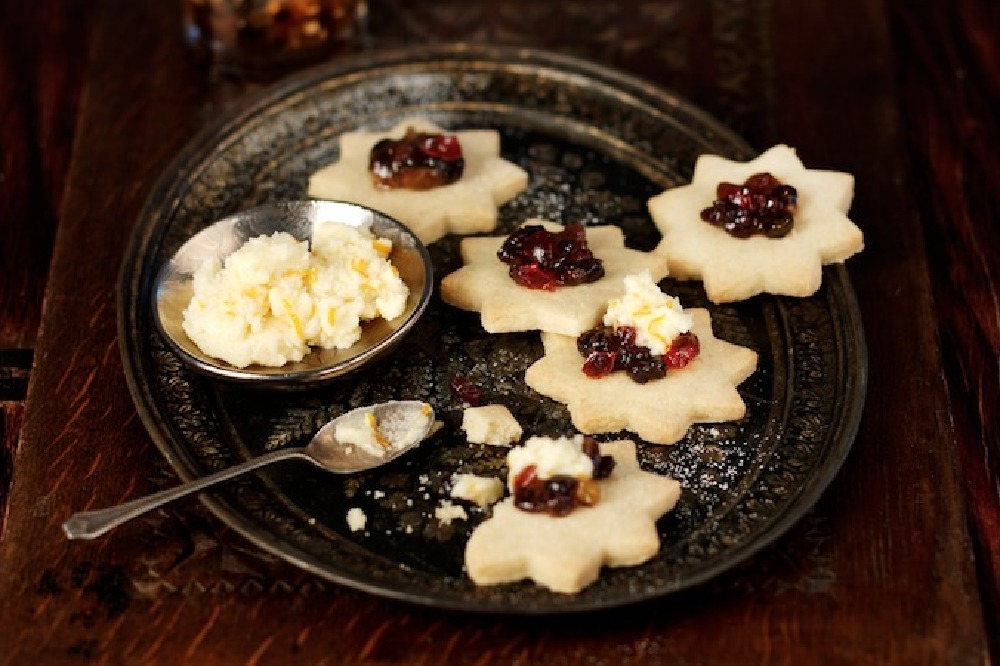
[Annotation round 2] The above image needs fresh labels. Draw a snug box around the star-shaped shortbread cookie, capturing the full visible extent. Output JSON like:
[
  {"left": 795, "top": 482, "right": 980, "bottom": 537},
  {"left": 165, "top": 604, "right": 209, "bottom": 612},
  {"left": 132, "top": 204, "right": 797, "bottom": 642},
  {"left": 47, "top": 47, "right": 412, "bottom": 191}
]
[
  {"left": 308, "top": 118, "right": 528, "bottom": 244},
  {"left": 465, "top": 439, "right": 681, "bottom": 593},
  {"left": 648, "top": 145, "right": 863, "bottom": 303},
  {"left": 440, "top": 221, "right": 670, "bottom": 336},
  {"left": 525, "top": 310, "right": 757, "bottom": 445}
]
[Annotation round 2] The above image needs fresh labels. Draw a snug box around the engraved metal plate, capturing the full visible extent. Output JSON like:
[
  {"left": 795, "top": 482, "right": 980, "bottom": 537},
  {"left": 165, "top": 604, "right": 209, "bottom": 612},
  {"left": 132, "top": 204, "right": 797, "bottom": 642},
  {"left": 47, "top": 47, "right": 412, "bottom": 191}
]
[{"left": 119, "top": 45, "right": 866, "bottom": 613}]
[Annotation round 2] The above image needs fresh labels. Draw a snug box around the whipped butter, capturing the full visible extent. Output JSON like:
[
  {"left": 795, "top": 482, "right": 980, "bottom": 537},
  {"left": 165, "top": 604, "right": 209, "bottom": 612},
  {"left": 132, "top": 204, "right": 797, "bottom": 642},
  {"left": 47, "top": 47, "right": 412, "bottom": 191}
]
[
  {"left": 603, "top": 270, "right": 693, "bottom": 355},
  {"left": 182, "top": 221, "right": 408, "bottom": 368},
  {"left": 506, "top": 435, "right": 594, "bottom": 491}
]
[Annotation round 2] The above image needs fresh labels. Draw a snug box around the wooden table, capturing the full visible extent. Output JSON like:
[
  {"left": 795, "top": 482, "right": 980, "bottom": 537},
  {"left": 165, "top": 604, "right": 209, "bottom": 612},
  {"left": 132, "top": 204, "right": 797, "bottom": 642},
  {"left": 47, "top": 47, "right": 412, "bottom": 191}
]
[{"left": 2, "top": 0, "right": 997, "bottom": 662}]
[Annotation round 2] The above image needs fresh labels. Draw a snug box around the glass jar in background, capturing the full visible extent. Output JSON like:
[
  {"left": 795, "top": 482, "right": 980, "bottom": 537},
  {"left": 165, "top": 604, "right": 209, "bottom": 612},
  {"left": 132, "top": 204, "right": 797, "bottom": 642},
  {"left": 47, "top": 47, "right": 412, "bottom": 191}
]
[{"left": 183, "top": 0, "right": 364, "bottom": 75}]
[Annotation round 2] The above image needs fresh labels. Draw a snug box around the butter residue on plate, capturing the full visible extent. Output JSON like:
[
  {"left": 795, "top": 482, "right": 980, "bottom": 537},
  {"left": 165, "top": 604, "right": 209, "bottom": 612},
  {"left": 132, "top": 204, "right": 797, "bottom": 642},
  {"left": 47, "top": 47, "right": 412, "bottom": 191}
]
[{"left": 181, "top": 221, "right": 408, "bottom": 368}]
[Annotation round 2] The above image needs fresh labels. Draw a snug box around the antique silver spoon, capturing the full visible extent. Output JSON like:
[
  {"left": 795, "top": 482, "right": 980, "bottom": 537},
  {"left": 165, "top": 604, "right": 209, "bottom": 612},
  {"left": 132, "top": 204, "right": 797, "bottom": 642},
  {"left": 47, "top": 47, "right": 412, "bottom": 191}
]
[{"left": 62, "top": 400, "right": 435, "bottom": 539}]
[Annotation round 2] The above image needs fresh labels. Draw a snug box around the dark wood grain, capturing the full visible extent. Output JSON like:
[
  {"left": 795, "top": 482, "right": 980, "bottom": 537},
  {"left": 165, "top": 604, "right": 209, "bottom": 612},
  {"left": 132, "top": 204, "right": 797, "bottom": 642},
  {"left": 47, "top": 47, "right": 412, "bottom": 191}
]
[
  {"left": 888, "top": 0, "right": 1000, "bottom": 652},
  {"left": 0, "top": 0, "right": 995, "bottom": 663},
  {"left": 0, "top": 0, "right": 92, "bottom": 546},
  {"left": 0, "top": 0, "right": 90, "bottom": 349}
]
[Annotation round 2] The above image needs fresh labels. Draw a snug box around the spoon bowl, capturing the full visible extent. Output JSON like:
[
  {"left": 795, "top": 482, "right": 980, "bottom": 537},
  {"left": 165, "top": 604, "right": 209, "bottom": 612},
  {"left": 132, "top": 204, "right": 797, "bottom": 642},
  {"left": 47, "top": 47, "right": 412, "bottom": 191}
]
[
  {"left": 154, "top": 200, "right": 433, "bottom": 388},
  {"left": 62, "top": 401, "right": 436, "bottom": 539}
]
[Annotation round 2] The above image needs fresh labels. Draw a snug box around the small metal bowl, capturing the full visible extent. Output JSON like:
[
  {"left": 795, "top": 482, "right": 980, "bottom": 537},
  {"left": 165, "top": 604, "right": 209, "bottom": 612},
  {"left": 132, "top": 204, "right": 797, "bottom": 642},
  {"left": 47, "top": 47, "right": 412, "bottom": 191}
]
[{"left": 153, "top": 200, "right": 433, "bottom": 388}]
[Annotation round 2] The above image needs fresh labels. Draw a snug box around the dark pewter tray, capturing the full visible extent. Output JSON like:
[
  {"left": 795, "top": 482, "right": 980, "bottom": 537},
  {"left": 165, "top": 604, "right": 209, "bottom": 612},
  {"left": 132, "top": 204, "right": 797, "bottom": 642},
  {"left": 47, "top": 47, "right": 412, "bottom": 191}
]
[{"left": 119, "top": 44, "right": 866, "bottom": 613}]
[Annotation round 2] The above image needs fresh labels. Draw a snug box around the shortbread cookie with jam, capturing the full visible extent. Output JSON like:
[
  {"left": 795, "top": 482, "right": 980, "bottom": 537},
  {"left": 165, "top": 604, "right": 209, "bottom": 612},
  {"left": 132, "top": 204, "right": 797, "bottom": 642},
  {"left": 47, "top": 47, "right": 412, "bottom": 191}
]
[
  {"left": 648, "top": 144, "right": 863, "bottom": 303},
  {"left": 465, "top": 437, "right": 681, "bottom": 594},
  {"left": 525, "top": 275, "right": 757, "bottom": 445},
  {"left": 308, "top": 118, "right": 528, "bottom": 244},
  {"left": 440, "top": 221, "right": 669, "bottom": 336}
]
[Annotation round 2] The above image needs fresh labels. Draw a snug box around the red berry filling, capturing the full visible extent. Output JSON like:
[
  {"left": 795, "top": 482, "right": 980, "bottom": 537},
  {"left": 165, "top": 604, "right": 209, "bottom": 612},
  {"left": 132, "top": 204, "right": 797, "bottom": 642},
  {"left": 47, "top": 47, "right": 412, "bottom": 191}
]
[
  {"left": 449, "top": 374, "right": 483, "bottom": 406},
  {"left": 577, "top": 325, "right": 700, "bottom": 383},
  {"left": 419, "top": 134, "right": 461, "bottom": 161},
  {"left": 664, "top": 331, "right": 700, "bottom": 369},
  {"left": 497, "top": 224, "right": 604, "bottom": 290},
  {"left": 369, "top": 128, "right": 465, "bottom": 190},
  {"left": 511, "top": 436, "right": 615, "bottom": 516},
  {"left": 700, "top": 171, "right": 798, "bottom": 238}
]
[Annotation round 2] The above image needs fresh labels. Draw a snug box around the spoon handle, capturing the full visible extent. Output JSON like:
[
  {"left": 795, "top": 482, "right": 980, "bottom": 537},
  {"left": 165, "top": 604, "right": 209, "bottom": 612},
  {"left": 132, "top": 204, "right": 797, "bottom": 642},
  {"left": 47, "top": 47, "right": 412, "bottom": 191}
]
[{"left": 62, "top": 447, "right": 312, "bottom": 539}]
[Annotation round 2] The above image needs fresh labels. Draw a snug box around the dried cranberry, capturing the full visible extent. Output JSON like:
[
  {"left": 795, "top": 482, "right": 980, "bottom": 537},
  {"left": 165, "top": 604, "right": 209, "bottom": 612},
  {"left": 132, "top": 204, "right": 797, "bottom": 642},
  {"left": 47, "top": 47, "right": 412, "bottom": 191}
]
[
  {"left": 700, "top": 171, "right": 797, "bottom": 239},
  {"left": 773, "top": 184, "right": 798, "bottom": 207},
  {"left": 546, "top": 479, "right": 581, "bottom": 515},
  {"left": 512, "top": 464, "right": 538, "bottom": 490},
  {"left": 614, "top": 325, "right": 638, "bottom": 347},
  {"left": 593, "top": 455, "right": 616, "bottom": 480},
  {"left": 582, "top": 350, "right": 617, "bottom": 378},
  {"left": 745, "top": 172, "right": 779, "bottom": 191},
  {"left": 580, "top": 436, "right": 616, "bottom": 480},
  {"left": 514, "top": 476, "right": 579, "bottom": 516},
  {"left": 625, "top": 351, "right": 666, "bottom": 384},
  {"left": 449, "top": 375, "right": 483, "bottom": 406},
  {"left": 664, "top": 332, "right": 700, "bottom": 369},
  {"left": 420, "top": 134, "right": 461, "bottom": 161},
  {"left": 577, "top": 327, "right": 614, "bottom": 355},
  {"left": 497, "top": 224, "right": 605, "bottom": 290},
  {"left": 509, "top": 264, "right": 560, "bottom": 291},
  {"left": 716, "top": 182, "right": 741, "bottom": 200},
  {"left": 764, "top": 213, "right": 793, "bottom": 238},
  {"left": 369, "top": 128, "right": 464, "bottom": 190}
]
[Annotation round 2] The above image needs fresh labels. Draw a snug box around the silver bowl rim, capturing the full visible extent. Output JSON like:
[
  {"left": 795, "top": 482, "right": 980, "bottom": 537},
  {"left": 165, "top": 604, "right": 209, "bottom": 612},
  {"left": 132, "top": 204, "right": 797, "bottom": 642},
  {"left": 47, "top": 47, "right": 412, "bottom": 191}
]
[{"left": 151, "top": 199, "right": 434, "bottom": 388}]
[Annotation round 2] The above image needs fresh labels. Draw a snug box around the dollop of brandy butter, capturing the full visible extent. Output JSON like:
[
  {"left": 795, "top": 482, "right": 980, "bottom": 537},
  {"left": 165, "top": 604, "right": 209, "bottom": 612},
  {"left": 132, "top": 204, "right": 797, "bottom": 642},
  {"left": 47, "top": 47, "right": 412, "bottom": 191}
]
[
  {"left": 577, "top": 271, "right": 700, "bottom": 383},
  {"left": 181, "top": 223, "right": 408, "bottom": 369},
  {"left": 496, "top": 223, "right": 604, "bottom": 290},
  {"left": 700, "top": 171, "right": 798, "bottom": 238},
  {"left": 369, "top": 128, "right": 465, "bottom": 190},
  {"left": 507, "top": 435, "right": 616, "bottom": 517}
]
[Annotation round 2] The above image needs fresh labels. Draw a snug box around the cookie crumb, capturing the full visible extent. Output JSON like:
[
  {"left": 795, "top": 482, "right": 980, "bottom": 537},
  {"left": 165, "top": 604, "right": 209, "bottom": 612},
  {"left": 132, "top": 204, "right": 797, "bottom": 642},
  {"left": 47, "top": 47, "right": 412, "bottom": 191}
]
[
  {"left": 450, "top": 473, "right": 504, "bottom": 507},
  {"left": 461, "top": 405, "right": 523, "bottom": 446},
  {"left": 346, "top": 507, "right": 367, "bottom": 532},
  {"left": 435, "top": 501, "right": 468, "bottom": 525}
]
